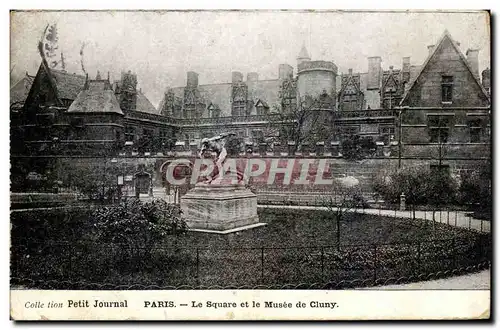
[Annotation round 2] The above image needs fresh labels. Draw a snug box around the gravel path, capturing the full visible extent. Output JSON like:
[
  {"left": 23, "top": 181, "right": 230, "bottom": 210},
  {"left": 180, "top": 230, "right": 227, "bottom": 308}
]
[
  {"left": 362, "top": 269, "right": 490, "bottom": 290},
  {"left": 258, "top": 205, "right": 490, "bottom": 233}
]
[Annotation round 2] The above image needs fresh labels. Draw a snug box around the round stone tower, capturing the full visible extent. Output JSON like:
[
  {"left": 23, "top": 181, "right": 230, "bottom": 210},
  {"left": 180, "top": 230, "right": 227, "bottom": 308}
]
[{"left": 297, "top": 59, "right": 338, "bottom": 102}]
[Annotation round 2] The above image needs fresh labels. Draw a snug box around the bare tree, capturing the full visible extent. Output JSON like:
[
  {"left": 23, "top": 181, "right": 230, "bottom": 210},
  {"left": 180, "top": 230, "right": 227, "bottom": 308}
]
[
  {"left": 266, "top": 93, "right": 331, "bottom": 153},
  {"left": 321, "top": 179, "right": 367, "bottom": 249}
]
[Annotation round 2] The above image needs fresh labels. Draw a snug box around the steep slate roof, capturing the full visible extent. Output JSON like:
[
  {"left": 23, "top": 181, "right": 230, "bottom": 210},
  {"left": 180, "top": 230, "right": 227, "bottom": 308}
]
[
  {"left": 170, "top": 83, "right": 232, "bottom": 116},
  {"left": 400, "top": 30, "right": 490, "bottom": 105},
  {"left": 247, "top": 79, "right": 280, "bottom": 113},
  {"left": 51, "top": 70, "right": 86, "bottom": 100},
  {"left": 10, "top": 74, "right": 35, "bottom": 105},
  {"left": 409, "top": 65, "right": 421, "bottom": 85},
  {"left": 67, "top": 80, "right": 123, "bottom": 115},
  {"left": 197, "top": 83, "right": 232, "bottom": 115},
  {"left": 136, "top": 90, "right": 159, "bottom": 114},
  {"left": 157, "top": 91, "right": 183, "bottom": 112},
  {"left": 339, "top": 73, "right": 363, "bottom": 95},
  {"left": 298, "top": 44, "right": 310, "bottom": 59},
  {"left": 169, "top": 79, "right": 282, "bottom": 117}
]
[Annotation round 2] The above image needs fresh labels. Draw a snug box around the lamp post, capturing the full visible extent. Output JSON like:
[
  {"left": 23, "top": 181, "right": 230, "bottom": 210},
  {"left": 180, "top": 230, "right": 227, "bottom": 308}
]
[
  {"left": 117, "top": 174, "right": 124, "bottom": 202},
  {"left": 398, "top": 108, "right": 403, "bottom": 168}
]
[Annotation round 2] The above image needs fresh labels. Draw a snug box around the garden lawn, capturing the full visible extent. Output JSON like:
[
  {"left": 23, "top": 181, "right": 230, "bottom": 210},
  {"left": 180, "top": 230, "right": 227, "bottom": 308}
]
[{"left": 11, "top": 207, "right": 490, "bottom": 289}]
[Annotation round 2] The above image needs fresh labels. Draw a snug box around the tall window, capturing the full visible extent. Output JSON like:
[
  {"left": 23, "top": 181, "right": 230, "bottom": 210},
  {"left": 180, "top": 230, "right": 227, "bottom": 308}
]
[
  {"left": 379, "top": 126, "right": 396, "bottom": 143},
  {"left": 383, "top": 86, "right": 398, "bottom": 109},
  {"left": 428, "top": 114, "right": 452, "bottom": 143},
  {"left": 282, "top": 97, "right": 297, "bottom": 113},
  {"left": 340, "top": 126, "right": 360, "bottom": 138},
  {"left": 232, "top": 101, "right": 246, "bottom": 117},
  {"left": 143, "top": 128, "right": 154, "bottom": 139},
  {"left": 183, "top": 105, "right": 196, "bottom": 119},
  {"left": 251, "top": 130, "right": 264, "bottom": 144},
  {"left": 125, "top": 126, "right": 135, "bottom": 142},
  {"left": 159, "top": 129, "right": 169, "bottom": 148},
  {"left": 468, "top": 119, "right": 482, "bottom": 143},
  {"left": 342, "top": 94, "right": 357, "bottom": 111},
  {"left": 441, "top": 76, "right": 454, "bottom": 103},
  {"left": 208, "top": 105, "right": 220, "bottom": 118}
]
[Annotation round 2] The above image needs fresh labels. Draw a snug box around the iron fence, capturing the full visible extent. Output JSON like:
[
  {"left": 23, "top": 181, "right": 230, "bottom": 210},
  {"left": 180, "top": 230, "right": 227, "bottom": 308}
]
[{"left": 11, "top": 233, "right": 491, "bottom": 290}]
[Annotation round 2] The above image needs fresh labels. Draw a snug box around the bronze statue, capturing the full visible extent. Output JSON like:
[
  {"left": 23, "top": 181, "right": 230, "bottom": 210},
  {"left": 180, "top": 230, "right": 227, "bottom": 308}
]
[{"left": 199, "top": 132, "right": 237, "bottom": 184}]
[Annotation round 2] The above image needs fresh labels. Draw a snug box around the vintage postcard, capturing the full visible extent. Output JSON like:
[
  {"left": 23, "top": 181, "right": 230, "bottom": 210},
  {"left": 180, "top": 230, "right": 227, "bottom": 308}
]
[{"left": 9, "top": 10, "right": 491, "bottom": 321}]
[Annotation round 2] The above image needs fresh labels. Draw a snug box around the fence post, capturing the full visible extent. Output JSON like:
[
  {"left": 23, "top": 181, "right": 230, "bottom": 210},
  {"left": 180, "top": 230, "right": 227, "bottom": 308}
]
[
  {"left": 452, "top": 238, "right": 456, "bottom": 269},
  {"left": 480, "top": 220, "right": 483, "bottom": 233},
  {"left": 432, "top": 212, "right": 435, "bottom": 232},
  {"left": 478, "top": 235, "right": 483, "bottom": 262},
  {"left": 417, "top": 241, "right": 421, "bottom": 275},
  {"left": 68, "top": 244, "right": 72, "bottom": 277},
  {"left": 261, "top": 247, "right": 265, "bottom": 283},
  {"left": 447, "top": 210, "right": 450, "bottom": 225},
  {"left": 455, "top": 211, "right": 457, "bottom": 227},
  {"left": 321, "top": 247, "right": 325, "bottom": 278},
  {"left": 468, "top": 217, "right": 471, "bottom": 230},
  {"left": 373, "top": 244, "right": 378, "bottom": 285},
  {"left": 196, "top": 248, "right": 200, "bottom": 284}
]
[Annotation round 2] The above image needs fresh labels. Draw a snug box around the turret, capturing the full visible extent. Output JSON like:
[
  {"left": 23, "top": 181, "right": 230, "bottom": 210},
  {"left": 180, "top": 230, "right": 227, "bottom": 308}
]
[{"left": 297, "top": 43, "right": 311, "bottom": 67}]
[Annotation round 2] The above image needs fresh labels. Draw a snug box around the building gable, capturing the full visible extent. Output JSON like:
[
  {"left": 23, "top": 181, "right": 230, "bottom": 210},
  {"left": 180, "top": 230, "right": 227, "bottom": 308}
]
[
  {"left": 22, "top": 64, "right": 62, "bottom": 111},
  {"left": 400, "top": 31, "right": 490, "bottom": 107},
  {"left": 10, "top": 74, "right": 35, "bottom": 107}
]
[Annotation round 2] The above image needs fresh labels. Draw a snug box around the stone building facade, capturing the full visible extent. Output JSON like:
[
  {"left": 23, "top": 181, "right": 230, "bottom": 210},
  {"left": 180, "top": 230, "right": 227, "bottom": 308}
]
[
  {"left": 398, "top": 30, "right": 491, "bottom": 177},
  {"left": 10, "top": 30, "right": 491, "bottom": 195}
]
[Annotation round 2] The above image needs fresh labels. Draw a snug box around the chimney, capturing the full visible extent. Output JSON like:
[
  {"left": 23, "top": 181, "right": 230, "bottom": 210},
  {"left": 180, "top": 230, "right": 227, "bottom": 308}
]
[
  {"left": 427, "top": 45, "right": 435, "bottom": 55},
  {"left": 84, "top": 73, "right": 89, "bottom": 89},
  {"left": 367, "top": 56, "right": 382, "bottom": 90},
  {"left": 402, "top": 57, "right": 411, "bottom": 72},
  {"left": 247, "top": 72, "right": 259, "bottom": 82},
  {"left": 466, "top": 49, "right": 480, "bottom": 79},
  {"left": 402, "top": 57, "right": 411, "bottom": 84},
  {"left": 278, "top": 64, "right": 294, "bottom": 80},
  {"left": 348, "top": 68, "right": 353, "bottom": 75},
  {"left": 481, "top": 68, "right": 490, "bottom": 92},
  {"left": 186, "top": 71, "right": 198, "bottom": 88},
  {"left": 232, "top": 71, "right": 243, "bottom": 84}
]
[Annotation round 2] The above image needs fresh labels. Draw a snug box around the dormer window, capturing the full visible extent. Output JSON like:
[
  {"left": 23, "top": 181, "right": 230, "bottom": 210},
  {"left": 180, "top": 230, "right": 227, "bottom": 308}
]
[
  {"left": 255, "top": 99, "right": 269, "bottom": 115},
  {"left": 207, "top": 104, "right": 220, "bottom": 118},
  {"left": 232, "top": 101, "right": 246, "bottom": 117},
  {"left": 441, "top": 76, "right": 454, "bottom": 103}
]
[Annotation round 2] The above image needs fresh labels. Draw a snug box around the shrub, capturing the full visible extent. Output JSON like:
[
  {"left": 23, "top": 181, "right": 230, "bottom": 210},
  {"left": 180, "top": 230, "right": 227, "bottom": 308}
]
[
  {"left": 91, "top": 198, "right": 188, "bottom": 246},
  {"left": 372, "top": 165, "right": 458, "bottom": 207},
  {"left": 458, "top": 163, "right": 492, "bottom": 211},
  {"left": 341, "top": 135, "right": 377, "bottom": 161},
  {"left": 84, "top": 198, "right": 189, "bottom": 274}
]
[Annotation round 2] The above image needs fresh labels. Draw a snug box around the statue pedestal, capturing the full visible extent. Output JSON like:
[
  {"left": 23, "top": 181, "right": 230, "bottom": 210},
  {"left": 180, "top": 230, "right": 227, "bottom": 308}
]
[{"left": 180, "top": 184, "right": 265, "bottom": 234}]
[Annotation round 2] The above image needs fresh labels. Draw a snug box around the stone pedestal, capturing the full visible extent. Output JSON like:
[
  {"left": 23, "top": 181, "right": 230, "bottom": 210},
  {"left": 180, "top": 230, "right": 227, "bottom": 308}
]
[{"left": 180, "top": 184, "right": 265, "bottom": 234}]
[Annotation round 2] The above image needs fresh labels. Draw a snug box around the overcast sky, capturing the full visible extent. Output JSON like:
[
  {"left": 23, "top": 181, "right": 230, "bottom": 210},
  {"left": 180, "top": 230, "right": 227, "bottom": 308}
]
[{"left": 10, "top": 10, "right": 490, "bottom": 107}]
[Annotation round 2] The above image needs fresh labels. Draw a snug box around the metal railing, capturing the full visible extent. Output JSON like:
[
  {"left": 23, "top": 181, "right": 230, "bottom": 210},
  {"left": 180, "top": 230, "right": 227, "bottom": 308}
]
[{"left": 11, "top": 227, "right": 490, "bottom": 289}]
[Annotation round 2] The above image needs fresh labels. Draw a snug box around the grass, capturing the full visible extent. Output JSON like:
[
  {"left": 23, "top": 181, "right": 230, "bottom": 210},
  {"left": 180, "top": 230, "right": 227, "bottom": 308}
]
[{"left": 11, "top": 207, "right": 490, "bottom": 289}]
